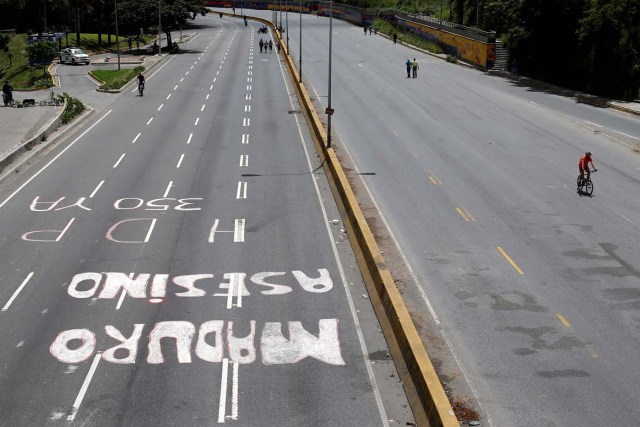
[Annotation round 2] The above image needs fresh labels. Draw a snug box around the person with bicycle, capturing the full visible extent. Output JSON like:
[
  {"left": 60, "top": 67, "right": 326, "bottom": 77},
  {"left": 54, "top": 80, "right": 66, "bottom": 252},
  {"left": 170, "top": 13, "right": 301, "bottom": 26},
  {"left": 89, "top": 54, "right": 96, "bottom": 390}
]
[
  {"left": 2, "top": 80, "right": 13, "bottom": 106},
  {"left": 137, "top": 72, "right": 145, "bottom": 96},
  {"left": 579, "top": 152, "right": 596, "bottom": 182}
]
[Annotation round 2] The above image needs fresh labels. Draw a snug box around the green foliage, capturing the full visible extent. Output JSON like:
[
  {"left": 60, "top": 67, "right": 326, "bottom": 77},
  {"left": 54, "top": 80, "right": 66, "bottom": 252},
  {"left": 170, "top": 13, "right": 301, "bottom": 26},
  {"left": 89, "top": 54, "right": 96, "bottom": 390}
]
[
  {"left": 25, "top": 40, "right": 58, "bottom": 66},
  {"left": 93, "top": 65, "right": 145, "bottom": 90},
  {"left": 60, "top": 93, "right": 85, "bottom": 125},
  {"left": 373, "top": 18, "right": 443, "bottom": 54},
  {"left": 446, "top": 54, "right": 458, "bottom": 63}
]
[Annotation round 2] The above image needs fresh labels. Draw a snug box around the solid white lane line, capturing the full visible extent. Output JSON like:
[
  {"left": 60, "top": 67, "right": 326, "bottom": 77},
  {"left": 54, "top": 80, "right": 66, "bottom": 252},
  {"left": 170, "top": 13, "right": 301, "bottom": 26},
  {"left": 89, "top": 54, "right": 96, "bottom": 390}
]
[
  {"left": 2, "top": 272, "right": 34, "bottom": 311},
  {"left": 166, "top": 94, "right": 171, "bottom": 100},
  {"left": 584, "top": 120, "right": 602, "bottom": 127},
  {"left": 234, "top": 219, "right": 245, "bottom": 242},
  {"left": 236, "top": 182, "right": 247, "bottom": 199},
  {"left": 113, "top": 153, "right": 126, "bottom": 169},
  {"left": 612, "top": 130, "right": 640, "bottom": 140},
  {"left": 131, "top": 132, "right": 141, "bottom": 144},
  {"left": 239, "top": 155, "right": 248, "bottom": 167},
  {"left": 176, "top": 154, "right": 185, "bottom": 168},
  {"left": 146, "top": 117, "right": 154, "bottom": 125},
  {"left": 231, "top": 362, "right": 239, "bottom": 420},
  {"left": 218, "top": 359, "right": 229, "bottom": 423},
  {"left": 89, "top": 180, "right": 104, "bottom": 198},
  {"left": 274, "top": 53, "right": 392, "bottom": 426},
  {"left": 0, "top": 110, "right": 112, "bottom": 210},
  {"left": 158, "top": 104, "right": 164, "bottom": 111},
  {"left": 163, "top": 181, "right": 173, "bottom": 198},
  {"left": 67, "top": 353, "right": 102, "bottom": 421},
  {"left": 187, "top": 133, "right": 193, "bottom": 144},
  {"left": 241, "top": 134, "right": 249, "bottom": 144},
  {"left": 194, "top": 118, "right": 200, "bottom": 126},
  {"left": 201, "top": 104, "right": 206, "bottom": 111}
]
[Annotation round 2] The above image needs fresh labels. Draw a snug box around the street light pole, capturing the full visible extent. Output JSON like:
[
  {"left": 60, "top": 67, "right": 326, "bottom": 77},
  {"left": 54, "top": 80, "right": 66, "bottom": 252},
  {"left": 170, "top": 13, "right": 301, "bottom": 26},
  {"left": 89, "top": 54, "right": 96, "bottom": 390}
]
[
  {"left": 285, "top": 0, "right": 289, "bottom": 52},
  {"left": 327, "top": 0, "right": 333, "bottom": 148},
  {"left": 114, "top": 0, "right": 121, "bottom": 70},
  {"left": 298, "top": 0, "right": 302, "bottom": 82},
  {"left": 158, "top": 0, "right": 162, "bottom": 54}
]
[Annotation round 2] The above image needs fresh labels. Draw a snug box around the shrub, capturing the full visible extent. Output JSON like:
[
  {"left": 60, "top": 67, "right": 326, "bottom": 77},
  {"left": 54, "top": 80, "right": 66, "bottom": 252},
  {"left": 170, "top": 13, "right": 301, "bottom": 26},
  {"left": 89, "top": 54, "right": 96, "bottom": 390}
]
[{"left": 60, "top": 93, "right": 85, "bottom": 124}]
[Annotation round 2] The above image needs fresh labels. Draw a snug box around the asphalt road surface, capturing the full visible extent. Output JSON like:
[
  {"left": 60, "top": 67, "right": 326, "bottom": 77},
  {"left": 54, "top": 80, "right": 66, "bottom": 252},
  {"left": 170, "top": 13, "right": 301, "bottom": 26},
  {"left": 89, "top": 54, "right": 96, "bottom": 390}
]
[
  {"left": 231, "top": 9, "right": 640, "bottom": 427},
  {"left": 0, "top": 15, "right": 413, "bottom": 426}
]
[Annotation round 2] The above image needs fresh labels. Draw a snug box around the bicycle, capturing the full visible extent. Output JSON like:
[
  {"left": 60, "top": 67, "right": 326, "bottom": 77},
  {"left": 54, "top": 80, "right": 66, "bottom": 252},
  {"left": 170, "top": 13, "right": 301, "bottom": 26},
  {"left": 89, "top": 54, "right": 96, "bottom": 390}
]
[
  {"left": 577, "top": 168, "right": 596, "bottom": 196},
  {"left": 138, "top": 81, "right": 144, "bottom": 96}
]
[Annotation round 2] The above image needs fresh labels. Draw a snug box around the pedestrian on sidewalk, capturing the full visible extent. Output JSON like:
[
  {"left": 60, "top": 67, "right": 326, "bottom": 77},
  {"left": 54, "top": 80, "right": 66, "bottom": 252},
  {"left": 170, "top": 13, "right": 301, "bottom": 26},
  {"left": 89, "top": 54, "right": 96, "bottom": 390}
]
[
  {"left": 393, "top": 32, "right": 397, "bottom": 44},
  {"left": 412, "top": 58, "right": 419, "bottom": 78},
  {"left": 259, "top": 39, "right": 264, "bottom": 53},
  {"left": 405, "top": 59, "right": 412, "bottom": 78},
  {"left": 128, "top": 36, "right": 133, "bottom": 51},
  {"left": 269, "top": 40, "right": 273, "bottom": 53},
  {"left": 363, "top": 26, "right": 367, "bottom": 35}
]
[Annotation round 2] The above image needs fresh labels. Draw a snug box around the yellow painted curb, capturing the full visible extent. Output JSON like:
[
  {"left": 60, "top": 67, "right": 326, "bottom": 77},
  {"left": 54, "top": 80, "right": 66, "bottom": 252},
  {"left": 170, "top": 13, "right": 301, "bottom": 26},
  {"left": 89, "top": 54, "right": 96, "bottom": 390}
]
[{"left": 260, "top": 14, "right": 459, "bottom": 427}]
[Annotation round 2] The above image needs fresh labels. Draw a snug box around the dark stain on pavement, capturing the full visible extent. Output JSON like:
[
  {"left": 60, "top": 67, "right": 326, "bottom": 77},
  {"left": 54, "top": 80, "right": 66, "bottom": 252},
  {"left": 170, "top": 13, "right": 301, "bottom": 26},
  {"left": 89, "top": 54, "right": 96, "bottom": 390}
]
[{"left": 535, "top": 369, "right": 590, "bottom": 378}]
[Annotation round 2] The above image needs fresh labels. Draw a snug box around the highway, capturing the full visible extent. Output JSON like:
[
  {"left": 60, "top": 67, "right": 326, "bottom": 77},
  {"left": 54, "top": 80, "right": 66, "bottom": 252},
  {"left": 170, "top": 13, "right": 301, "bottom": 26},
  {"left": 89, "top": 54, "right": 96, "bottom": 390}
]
[
  {"left": 0, "top": 15, "right": 413, "bottom": 426},
  {"left": 234, "top": 9, "right": 640, "bottom": 427}
]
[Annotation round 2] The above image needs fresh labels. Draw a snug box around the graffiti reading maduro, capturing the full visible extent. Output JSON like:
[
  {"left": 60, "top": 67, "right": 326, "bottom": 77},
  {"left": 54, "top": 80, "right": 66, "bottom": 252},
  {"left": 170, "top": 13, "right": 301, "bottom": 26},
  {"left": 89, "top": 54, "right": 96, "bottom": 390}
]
[{"left": 50, "top": 319, "right": 345, "bottom": 366}]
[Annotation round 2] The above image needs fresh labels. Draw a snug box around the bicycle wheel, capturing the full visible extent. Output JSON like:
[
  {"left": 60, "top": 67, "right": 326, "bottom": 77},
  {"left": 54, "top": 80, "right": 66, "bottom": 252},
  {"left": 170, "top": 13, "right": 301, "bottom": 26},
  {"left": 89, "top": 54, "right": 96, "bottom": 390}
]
[
  {"left": 577, "top": 175, "right": 582, "bottom": 189},
  {"left": 585, "top": 179, "right": 593, "bottom": 196}
]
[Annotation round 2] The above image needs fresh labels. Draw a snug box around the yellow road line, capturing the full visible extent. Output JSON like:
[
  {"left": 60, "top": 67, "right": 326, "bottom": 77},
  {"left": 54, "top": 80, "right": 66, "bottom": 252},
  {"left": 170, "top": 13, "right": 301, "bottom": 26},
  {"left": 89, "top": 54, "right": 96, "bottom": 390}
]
[
  {"left": 497, "top": 246, "right": 524, "bottom": 275},
  {"left": 428, "top": 176, "right": 440, "bottom": 184},
  {"left": 391, "top": 129, "right": 399, "bottom": 136},
  {"left": 556, "top": 313, "right": 599, "bottom": 358},
  {"left": 456, "top": 207, "right": 470, "bottom": 221},
  {"left": 459, "top": 205, "right": 476, "bottom": 222}
]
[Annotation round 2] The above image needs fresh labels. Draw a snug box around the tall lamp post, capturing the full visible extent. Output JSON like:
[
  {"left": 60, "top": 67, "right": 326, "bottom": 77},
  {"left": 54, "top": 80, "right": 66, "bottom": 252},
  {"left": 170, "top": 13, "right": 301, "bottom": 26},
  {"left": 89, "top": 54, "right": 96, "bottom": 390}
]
[
  {"left": 326, "top": 0, "right": 333, "bottom": 148},
  {"left": 114, "top": 0, "right": 121, "bottom": 70},
  {"left": 285, "top": 0, "right": 289, "bottom": 52},
  {"left": 298, "top": 0, "right": 302, "bottom": 82},
  {"left": 158, "top": 0, "right": 162, "bottom": 54}
]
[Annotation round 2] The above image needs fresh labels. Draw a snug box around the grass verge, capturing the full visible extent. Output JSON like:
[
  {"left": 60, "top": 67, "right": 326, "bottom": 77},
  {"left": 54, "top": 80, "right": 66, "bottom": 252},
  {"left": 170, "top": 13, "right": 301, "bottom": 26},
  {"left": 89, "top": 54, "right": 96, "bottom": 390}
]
[
  {"left": 373, "top": 18, "right": 444, "bottom": 55},
  {"left": 91, "top": 65, "right": 145, "bottom": 90},
  {"left": 0, "top": 34, "right": 54, "bottom": 90}
]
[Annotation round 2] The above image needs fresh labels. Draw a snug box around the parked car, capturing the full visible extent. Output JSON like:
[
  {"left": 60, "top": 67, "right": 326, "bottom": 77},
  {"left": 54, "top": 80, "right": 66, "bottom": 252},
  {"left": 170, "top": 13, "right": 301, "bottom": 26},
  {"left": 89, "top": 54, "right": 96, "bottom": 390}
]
[{"left": 59, "top": 48, "right": 90, "bottom": 65}]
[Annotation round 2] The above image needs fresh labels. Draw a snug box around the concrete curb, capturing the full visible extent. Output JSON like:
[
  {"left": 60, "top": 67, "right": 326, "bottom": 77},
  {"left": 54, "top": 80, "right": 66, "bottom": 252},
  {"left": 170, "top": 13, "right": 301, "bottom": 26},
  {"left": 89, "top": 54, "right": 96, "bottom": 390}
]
[
  {"left": 256, "top": 14, "right": 458, "bottom": 427},
  {"left": 0, "top": 104, "right": 94, "bottom": 183}
]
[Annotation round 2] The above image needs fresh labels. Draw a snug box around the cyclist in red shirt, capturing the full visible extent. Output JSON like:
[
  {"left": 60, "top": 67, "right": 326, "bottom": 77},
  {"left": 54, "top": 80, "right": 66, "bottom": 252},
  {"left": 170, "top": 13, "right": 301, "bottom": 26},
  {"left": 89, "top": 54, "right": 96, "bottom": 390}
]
[{"left": 579, "top": 152, "right": 596, "bottom": 181}]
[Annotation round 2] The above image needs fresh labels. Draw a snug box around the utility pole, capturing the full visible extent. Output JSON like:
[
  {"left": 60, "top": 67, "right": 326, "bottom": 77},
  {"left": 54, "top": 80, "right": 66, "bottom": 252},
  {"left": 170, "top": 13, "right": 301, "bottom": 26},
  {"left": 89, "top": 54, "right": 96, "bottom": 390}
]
[
  {"left": 158, "top": 0, "right": 162, "bottom": 54},
  {"left": 114, "top": 0, "right": 121, "bottom": 70},
  {"left": 327, "top": 0, "right": 333, "bottom": 148}
]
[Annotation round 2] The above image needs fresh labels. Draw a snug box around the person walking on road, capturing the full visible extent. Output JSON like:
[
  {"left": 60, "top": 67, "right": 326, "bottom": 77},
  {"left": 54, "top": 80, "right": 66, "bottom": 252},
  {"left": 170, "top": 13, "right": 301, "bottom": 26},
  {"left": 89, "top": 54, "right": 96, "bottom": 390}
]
[
  {"left": 276, "top": 40, "right": 281, "bottom": 54},
  {"left": 412, "top": 58, "right": 419, "bottom": 78},
  {"left": 363, "top": 26, "right": 367, "bottom": 35},
  {"left": 369, "top": 27, "right": 372, "bottom": 35},
  {"left": 393, "top": 32, "right": 397, "bottom": 44},
  {"left": 269, "top": 40, "right": 273, "bottom": 53},
  {"left": 259, "top": 39, "right": 264, "bottom": 53},
  {"left": 405, "top": 59, "right": 412, "bottom": 78}
]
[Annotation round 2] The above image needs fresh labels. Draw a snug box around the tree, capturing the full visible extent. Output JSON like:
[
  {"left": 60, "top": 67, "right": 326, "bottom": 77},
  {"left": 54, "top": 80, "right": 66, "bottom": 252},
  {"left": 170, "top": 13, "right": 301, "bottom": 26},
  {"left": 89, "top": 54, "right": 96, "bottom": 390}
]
[
  {"left": 0, "top": 33, "right": 12, "bottom": 70},
  {"left": 26, "top": 40, "right": 58, "bottom": 75},
  {"left": 579, "top": 0, "right": 640, "bottom": 98},
  {"left": 117, "top": 0, "right": 207, "bottom": 51}
]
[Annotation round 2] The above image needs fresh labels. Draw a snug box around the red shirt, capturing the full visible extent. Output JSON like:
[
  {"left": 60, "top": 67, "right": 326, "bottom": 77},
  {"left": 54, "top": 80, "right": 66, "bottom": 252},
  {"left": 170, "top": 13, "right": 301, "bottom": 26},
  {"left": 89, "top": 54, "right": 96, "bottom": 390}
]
[{"left": 579, "top": 154, "right": 594, "bottom": 169}]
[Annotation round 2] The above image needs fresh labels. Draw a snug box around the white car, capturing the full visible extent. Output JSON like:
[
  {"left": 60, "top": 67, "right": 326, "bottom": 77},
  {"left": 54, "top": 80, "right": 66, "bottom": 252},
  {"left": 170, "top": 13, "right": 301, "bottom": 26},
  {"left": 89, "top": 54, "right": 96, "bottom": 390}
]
[{"left": 59, "top": 48, "right": 90, "bottom": 65}]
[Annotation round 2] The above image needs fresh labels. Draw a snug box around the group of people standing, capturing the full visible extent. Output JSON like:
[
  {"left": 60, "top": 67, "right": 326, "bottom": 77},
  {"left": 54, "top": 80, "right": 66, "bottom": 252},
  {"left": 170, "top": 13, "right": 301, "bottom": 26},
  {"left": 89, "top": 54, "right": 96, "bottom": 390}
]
[
  {"left": 259, "top": 38, "right": 279, "bottom": 53},
  {"left": 363, "top": 26, "right": 377, "bottom": 36},
  {"left": 405, "top": 58, "right": 419, "bottom": 78}
]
